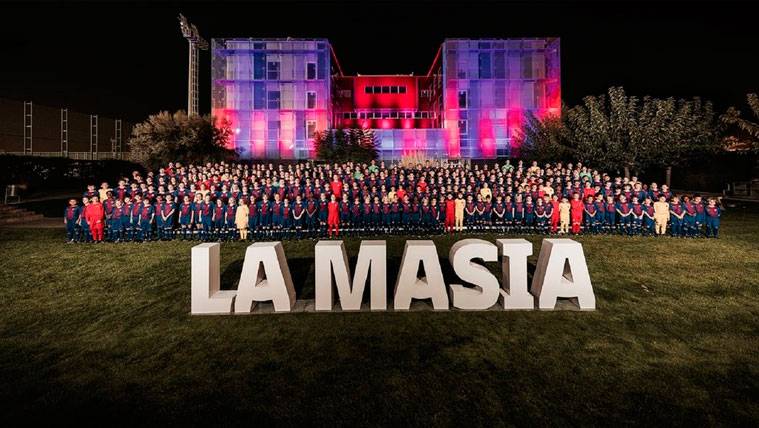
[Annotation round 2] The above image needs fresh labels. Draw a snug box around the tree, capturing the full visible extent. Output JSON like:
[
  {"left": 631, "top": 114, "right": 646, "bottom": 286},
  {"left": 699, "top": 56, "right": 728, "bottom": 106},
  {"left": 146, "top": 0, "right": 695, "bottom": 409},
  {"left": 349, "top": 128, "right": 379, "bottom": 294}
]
[
  {"left": 564, "top": 87, "right": 718, "bottom": 181},
  {"left": 565, "top": 87, "right": 645, "bottom": 177},
  {"left": 644, "top": 97, "right": 717, "bottom": 185},
  {"left": 720, "top": 93, "right": 759, "bottom": 154},
  {"left": 514, "top": 109, "right": 574, "bottom": 164},
  {"left": 314, "top": 128, "right": 379, "bottom": 163},
  {"left": 129, "top": 111, "right": 237, "bottom": 169}
]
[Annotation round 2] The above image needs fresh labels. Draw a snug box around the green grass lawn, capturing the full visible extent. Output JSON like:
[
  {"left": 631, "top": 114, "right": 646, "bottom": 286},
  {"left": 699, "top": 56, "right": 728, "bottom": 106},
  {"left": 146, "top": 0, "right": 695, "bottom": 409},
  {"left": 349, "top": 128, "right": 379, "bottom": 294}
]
[{"left": 1, "top": 211, "right": 758, "bottom": 425}]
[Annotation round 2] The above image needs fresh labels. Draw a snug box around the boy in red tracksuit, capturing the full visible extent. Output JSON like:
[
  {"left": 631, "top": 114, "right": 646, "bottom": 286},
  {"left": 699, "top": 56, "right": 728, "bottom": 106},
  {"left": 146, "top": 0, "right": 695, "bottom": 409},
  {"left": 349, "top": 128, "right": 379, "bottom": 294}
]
[
  {"left": 86, "top": 196, "right": 106, "bottom": 242},
  {"left": 550, "top": 194, "right": 560, "bottom": 234},
  {"left": 570, "top": 193, "right": 584, "bottom": 234},
  {"left": 327, "top": 194, "right": 340, "bottom": 237},
  {"left": 445, "top": 194, "right": 456, "bottom": 233}
]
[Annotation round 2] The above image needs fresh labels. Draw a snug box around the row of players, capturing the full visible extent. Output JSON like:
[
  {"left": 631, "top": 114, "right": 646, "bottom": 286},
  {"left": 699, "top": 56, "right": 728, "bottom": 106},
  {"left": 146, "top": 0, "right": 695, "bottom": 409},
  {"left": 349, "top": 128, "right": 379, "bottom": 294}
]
[{"left": 65, "top": 190, "right": 722, "bottom": 242}]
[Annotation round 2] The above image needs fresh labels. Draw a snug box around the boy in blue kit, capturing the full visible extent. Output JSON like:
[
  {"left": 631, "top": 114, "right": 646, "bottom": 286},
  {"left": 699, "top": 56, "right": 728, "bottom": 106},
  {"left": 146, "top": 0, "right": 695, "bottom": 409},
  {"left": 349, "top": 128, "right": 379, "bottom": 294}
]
[
  {"left": 64, "top": 199, "right": 81, "bottom": 242},
  {"left": 224, "top": 198, "right": 237, "bottom": 241},
  {"left": 524, "top": 195, "right": 536, "bottom": 234},
  {"left": 178, "top": 195, "right": 194, "bottom": 240},
  {"left": 110, "top": 199, "right": 125, "bottom": 242},
  {"left": 160, "top": 194, "right": 176, "bottom": 240},
  {"left": 292, "top": 195, "right": 305, "bottom": 239},
  {"left": 247, "top": 197, "right": 259, "bottom": 241},
  {"left": 198, "top": 195, "right": 213, "bottom": 241},
  {"left": 616, "top": 195, "right": 633, "bottom": 236},
  {"left": 534, "top": 198, "right": 548, "bottom": 234},
  {"left": 642, "top": 197, "right": 656, "bottom": 236},
  {"left": 669, "top": 196, "right": 685, "bottom": 237},
  {"left": 704, "top": 197, "right": 721, "bottom": 238},
  {"left": 154, "top": 195, "right": 165, "bottom": 240},
  {"left": 464, "top": 195, "right": 476, "bottom": 233},
  {"left": 79, "top": 197, "right": 92, "bottom": 242},
  {"left": 339, "top": 194, "right": 351, "bottom": 235},
  {"left": 121, "top": 196, "right": 134, "bottom": 241},
  {"left": 513, "top": 195, "right": 524, "bottom": 233},
  {"left": 362, "top": 196, "right": 373, "bottom": 235},
  {"left": 270, "top": 194, "right": 284, "bottom": 239},
  {"left": 630, "top": 196, "right": 644, "bottom": 236},
  {"left": 351, "top": 197, "right": 362, "bottom": 236},
  {"left": 605, "top": 195, "right": 617, "bottom": 234},
  {"left": 493, "top": 195, "right": 506, "bottom": 233},
  {"left": 401, "top": 195, "right": 412, "bottom": 234},
  {"left": 693, "top": 195, "right": 706, "bottom": 237},
  {"left": 305, "top": 196, "right": 318, "bottom": 239},
  {"left": 138, "top": 198, "right": 155, "bottom": 242},
  {"left": 130, "top": 195, "right": 143, "bottom": 241},
  {"left": 371, "top": 196, "right": 383, "bottom": 234},
  {"left": 504, "top": 195, "right": 515, "bottom": 233},
  {"left": 594, "top": 194, "right": 606, "bottom": 233},
  {"left": 317, "top": 193, "right": 329, "bottom": 237},
  {"left": 259, "top": 193, "right": 272, "bottom": 239},
  {"left": 420, "top": 198, "right": 432, "bottom": 234},
  {"left": 382, "top": 196, "right": 392, "bottom": 234},
  {"left": 584, "top": 196, "right": 598, "bottom": 234},
  {"left": 282, "top": 197, "right": 293, "bottom": 239},
  {"left": 212, "top": 198, "right": 225, "bottom": 241},
  {"left": 682, "top": 196, "right": 697, "bottom": 238}
]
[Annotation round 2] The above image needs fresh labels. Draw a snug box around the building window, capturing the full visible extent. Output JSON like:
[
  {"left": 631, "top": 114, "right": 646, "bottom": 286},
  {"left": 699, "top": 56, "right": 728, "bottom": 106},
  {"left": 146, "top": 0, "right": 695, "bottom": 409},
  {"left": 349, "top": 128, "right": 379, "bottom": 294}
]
[
  {"left": 390, "top": 86, "right": 398, "bottom": 94},
  {"left": 399, "top": 86, "right": 407, "bottom": 94},
  {"left": 267, "top": 61, "right": 280, "bottom": 80},
  {"left": 253, "top": 53, "right": 265, "bottom": 80},
  {"left": 338, "top": 89, "right": 352, "bottom": 98},
  {"left": 306, "top": 120, "right": 317, "bottom": 139},
  {"left": 306, "top": 91, "right": 316, "bottom": 109},
  {"left": 458, "top": 119, "right": 468, "bottom": 135},
  {"left": 479, "top": 52, "right": 492, "bottom": 79},
  {"left": 365, "top": 86, "right": 373, "bottom": 94},
  {"left": 267, "top": 91, "right": 280, "bottom": 109},
  {"left": 381, "top": 86, "right": 390, "bottom": 94},
  {"left": 306, "top": 63, "right": 317, "bottom": 80},
  {"left": 458, "top": 90, "right": 468, "bottom": 108}
]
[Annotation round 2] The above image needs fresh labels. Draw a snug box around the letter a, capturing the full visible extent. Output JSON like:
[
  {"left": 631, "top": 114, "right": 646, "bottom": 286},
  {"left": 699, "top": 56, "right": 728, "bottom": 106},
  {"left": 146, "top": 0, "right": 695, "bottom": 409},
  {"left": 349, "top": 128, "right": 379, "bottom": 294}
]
[
  {"left": 496, "top": 239, "right": 534, "bottom": 310},
  {"left": 315, "top": 240, "right": 387, "bottom": 311},
  {"left": 531, "top": 239, "right": 595, "bottom": 310},
  {"left": 191, "top": 243, "right": 236, "bottom": 314},
  {"left": 394, "top": 240, "right": 448, "bottom": 310},
  {"left": 234, "top": 242, "right": 296, "bottom": 313},
  {"left": 449, "top": 239, "right": 499, "bottom": 310}
]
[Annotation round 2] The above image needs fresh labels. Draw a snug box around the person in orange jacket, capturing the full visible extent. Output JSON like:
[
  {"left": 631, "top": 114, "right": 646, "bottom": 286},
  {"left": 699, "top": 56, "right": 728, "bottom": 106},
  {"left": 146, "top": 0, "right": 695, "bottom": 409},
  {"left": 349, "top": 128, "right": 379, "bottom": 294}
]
[{"left": 85, "top": 196, "right": 106, "bottom": 242}]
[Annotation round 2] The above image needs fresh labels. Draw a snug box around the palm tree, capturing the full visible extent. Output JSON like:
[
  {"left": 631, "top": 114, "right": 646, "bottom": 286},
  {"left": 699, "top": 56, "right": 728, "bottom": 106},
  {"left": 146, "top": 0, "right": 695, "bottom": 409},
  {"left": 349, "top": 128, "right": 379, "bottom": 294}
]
[{"left": 720, "top": 93, "right": 759, "bottom": 153}]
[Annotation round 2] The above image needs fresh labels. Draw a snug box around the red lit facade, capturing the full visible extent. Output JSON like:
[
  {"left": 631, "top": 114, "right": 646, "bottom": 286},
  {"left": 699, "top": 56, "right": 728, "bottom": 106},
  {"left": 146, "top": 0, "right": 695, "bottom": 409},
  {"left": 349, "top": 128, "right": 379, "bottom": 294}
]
[{"left": 212, "top": 38, "right": 560, "bottom": 159}]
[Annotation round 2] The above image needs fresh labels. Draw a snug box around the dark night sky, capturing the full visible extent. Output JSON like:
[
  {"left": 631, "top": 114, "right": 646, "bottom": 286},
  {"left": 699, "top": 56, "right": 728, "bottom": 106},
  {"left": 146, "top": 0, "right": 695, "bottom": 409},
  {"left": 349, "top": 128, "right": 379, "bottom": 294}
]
[{"left": 0, "top": 0, "right": 756, "bottom": 121}]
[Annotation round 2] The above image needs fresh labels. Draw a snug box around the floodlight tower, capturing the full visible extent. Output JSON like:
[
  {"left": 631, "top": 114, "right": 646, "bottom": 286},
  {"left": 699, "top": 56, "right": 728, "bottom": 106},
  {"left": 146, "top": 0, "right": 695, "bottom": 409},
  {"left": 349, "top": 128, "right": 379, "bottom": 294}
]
[{"left": 179, "top": 14, "right": 208, "bottom": 117}]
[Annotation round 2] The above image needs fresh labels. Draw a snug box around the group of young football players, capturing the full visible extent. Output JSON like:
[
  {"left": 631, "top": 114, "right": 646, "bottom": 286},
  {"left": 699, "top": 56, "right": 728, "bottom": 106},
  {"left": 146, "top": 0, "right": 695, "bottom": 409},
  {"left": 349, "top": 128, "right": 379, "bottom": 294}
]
[{"left": 64, "top": 159, "right": 723, "bottom": 243}]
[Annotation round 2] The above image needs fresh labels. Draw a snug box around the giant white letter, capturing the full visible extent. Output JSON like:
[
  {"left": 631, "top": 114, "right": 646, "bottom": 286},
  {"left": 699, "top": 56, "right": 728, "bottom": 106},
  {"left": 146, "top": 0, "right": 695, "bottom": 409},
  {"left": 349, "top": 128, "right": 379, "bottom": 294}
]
[
  {"left": 531, "top": 239, "right": 595, "bottom": 310},
  {"left": 234, "top": 242, "right": 296, "bottom": 313},
  {"left": 448, "top": 239, "right": 499, "bottom": 310},
  {"left": 191, "top": 243, "right": 236, "bottom": 314},
  {"left": 496, "top": 239, "right": 535, "bottom": 310},
  {"left": 393, "top": 240, "right": 448, "bottom": 310},
  {"left": 315, "top": 240, "right": 387, "bottom": 311}
]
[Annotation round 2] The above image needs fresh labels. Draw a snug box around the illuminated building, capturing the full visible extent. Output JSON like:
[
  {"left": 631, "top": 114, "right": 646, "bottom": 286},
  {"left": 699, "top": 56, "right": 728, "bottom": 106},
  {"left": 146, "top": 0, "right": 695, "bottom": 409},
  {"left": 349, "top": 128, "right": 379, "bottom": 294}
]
[{"left": 211, "top": 38, "right": 560, "bottom": 159}]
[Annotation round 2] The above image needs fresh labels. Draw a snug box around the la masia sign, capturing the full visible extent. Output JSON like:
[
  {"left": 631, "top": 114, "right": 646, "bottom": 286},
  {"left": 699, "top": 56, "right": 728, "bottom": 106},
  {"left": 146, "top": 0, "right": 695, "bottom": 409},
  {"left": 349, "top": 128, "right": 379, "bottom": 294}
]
[{"left": 191, "top": 238, "right": 596, "bottom": 314}]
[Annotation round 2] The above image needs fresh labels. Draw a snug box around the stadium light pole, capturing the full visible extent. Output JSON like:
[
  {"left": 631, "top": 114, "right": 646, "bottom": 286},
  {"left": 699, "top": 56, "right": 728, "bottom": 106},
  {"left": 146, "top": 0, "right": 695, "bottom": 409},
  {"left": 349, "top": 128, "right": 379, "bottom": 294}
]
[{"left": 178, "top": 14, "right": 208, "bottom": 117}]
